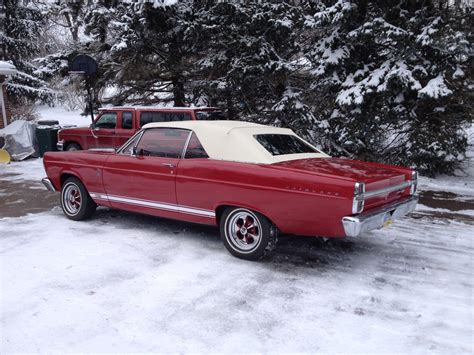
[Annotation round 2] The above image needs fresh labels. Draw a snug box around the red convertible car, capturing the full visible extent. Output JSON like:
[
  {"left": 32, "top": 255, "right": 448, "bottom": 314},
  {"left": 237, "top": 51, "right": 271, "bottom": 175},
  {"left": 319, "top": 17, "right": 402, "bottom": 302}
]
[{"left": 42, "top": 121, "right": 418, "bottom": 260}]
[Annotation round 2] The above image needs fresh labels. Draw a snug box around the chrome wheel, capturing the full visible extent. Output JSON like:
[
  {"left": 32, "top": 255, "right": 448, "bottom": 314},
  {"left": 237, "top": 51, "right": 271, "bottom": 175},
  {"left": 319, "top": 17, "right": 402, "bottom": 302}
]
[
  {"left": 62, "top": 182, "right": 82, "bottom": 216},
  {"left": 225, "top": 209, "right": 262, "bottom": 252},
  {"left": 220, "top": 207, "right": 277, "bottom": 260},
  {"left": 60, "top": 177, "right": 96, "bottom": 221}
]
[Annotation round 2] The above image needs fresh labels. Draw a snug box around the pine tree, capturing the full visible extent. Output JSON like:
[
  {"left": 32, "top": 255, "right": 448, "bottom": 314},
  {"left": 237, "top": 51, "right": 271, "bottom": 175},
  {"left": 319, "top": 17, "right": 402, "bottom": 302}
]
[
  {"left": 185, "top": 2, "right": 315, "bottom": 138},
  {"left": 1, "top": 0, "right": 54, "bottom": 103},
  {"left": 82, "top": 1, "right": 195, "bottom": 107},
  {"left": 23, "top": 0, "right": 471, "bottom": 175},
  {"left": 303, "top": 0, "right": 473, "bottom": 175}
]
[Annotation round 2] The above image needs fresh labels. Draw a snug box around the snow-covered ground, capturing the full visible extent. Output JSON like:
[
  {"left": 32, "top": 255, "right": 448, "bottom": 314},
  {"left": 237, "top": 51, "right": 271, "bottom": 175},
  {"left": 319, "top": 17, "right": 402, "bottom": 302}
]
[
  {"left": 1, "top": 203, "right": 472, "bottom": 353},
  {"left": 1, "top": 106, "right": 473, "bottom": 353},
  {"left": 36, "top": 105, "right": 91, "bottom": 127}
]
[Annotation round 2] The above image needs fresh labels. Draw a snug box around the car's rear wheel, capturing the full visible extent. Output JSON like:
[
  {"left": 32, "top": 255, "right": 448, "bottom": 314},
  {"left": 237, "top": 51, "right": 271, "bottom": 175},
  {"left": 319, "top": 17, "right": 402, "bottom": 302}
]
[
  {"left": 61, "top": 177, "right": 96, "bottom": 220},
  {"left": 66, "top": 143, "right": 81, "bottom": 151},
  {"left": 220, "top": 207, "right": 278, "bottom": 260}
]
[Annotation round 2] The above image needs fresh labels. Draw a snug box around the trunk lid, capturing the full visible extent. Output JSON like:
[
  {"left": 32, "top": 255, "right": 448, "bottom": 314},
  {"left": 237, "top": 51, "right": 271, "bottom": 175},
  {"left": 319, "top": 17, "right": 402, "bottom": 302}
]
[
  {"left": 272, "top": 158, "right": 405, "bottom": 182},
  {"left": 271, "top": 157, "right": 411, "bottom": 210}
]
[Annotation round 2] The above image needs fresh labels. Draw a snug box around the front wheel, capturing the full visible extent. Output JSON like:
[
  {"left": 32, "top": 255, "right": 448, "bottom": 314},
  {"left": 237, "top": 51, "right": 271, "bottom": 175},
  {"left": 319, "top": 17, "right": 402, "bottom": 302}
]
[
  {"left": 66, "top": 143, "right": 81, "bottom": 151},
  {"left": 60, "top": 177, "right": 96, "bottom": 221},
  {"left": 220, "top": 207, "right": 278, "bottom": 260}
]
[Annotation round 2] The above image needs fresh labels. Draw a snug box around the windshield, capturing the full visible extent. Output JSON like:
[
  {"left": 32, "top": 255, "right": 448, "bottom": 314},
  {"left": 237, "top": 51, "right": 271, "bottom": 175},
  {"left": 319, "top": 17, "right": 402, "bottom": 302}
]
[
  {"left": 195, "top": 111, "right": 225, "bottom": 120},
  {"left": 254, "top": 134, "right": 318, "bottom": 156}
]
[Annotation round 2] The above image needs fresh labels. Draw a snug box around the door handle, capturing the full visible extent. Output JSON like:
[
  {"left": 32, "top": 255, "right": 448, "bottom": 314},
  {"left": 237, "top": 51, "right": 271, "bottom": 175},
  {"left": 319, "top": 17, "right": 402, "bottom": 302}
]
[{"left": 161, "top": 162, "right": 175, "bottom": 168}]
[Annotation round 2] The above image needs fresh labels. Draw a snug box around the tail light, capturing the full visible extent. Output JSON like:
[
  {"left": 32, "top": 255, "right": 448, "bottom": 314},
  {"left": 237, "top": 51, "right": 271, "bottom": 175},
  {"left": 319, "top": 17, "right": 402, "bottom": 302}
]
[
  {"left": 352, "top": 182, "right": 365, "bottom": 214},
  {"left": 410, "top": 170, "right": 418, "bottom": 195}
]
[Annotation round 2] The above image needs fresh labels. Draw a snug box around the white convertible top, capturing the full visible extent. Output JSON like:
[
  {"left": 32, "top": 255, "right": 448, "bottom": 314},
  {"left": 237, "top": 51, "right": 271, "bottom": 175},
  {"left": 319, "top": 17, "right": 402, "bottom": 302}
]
[{"left": 142, "top": 120, "right": 329, "bottom": 164}]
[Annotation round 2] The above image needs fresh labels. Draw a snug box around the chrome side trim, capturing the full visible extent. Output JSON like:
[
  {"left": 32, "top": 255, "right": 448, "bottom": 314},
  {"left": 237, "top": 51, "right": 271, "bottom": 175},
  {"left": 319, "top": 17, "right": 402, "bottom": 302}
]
[
  {"left": 359, "top": 181, "right": 412, "bottom": 200},
  {"left": 89, "top": 192, "right": 215, "bottom": 218},
  {"left": 88, "top": 148, "right": 116, "bottom": 153},
  {"left": 342, "top": 195, "right": 418, "bottom": 237},
  {"left": 41, "top": 178, "right": 56, "bottom": 192},
  {"left": 89, "top": 192, "right": 108, "bottom": 201}
]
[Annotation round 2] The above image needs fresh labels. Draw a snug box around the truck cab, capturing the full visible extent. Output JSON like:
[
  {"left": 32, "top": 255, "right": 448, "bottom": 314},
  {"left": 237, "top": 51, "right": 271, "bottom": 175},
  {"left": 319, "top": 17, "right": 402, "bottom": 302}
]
[{"left": 57, "top": 106, "right": 224, "bottom": 151}]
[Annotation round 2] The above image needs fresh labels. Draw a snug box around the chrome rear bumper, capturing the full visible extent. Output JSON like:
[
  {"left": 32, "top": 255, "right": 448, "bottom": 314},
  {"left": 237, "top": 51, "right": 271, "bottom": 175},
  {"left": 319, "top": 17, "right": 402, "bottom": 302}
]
[
  {"left": 41, "top": 178, "right": 57, "bottom": 192},
  {"left": 342, "top": 195, "right": 418, "bottom": 237}
]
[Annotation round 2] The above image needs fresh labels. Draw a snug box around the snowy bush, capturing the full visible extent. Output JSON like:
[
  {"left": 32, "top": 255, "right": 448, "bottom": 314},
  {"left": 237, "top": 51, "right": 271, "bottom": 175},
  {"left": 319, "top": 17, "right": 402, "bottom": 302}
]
[
  {"left": 10, "top": 102, "right": 40, "bottom": 122},
  {"left": 49, "top": 77, "right": 87, "bottom": 112}
]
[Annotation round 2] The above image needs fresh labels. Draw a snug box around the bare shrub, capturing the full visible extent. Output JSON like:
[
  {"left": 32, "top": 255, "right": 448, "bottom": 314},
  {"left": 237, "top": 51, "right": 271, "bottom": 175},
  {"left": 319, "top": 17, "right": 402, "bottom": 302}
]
[
  {"left": 10, "top": 103, "right": 40, "bottom": 122},
  {"left": 50, "top": 77, "right": 87, "bottom": 112}
]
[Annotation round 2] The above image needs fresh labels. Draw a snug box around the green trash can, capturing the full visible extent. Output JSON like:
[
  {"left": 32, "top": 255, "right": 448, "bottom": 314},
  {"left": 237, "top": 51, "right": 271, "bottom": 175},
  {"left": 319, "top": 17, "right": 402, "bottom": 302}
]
[{"left": 36, "top": 120, "right": 60, "bottom": 157}]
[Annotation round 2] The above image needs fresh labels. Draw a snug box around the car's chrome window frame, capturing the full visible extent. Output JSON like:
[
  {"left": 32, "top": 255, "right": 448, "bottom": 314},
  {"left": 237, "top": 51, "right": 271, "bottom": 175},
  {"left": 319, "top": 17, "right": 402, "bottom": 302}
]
[
  {"left": 119, "top": 127, "right": 192, "bottom": 158},
  {"left": 117, "top": 129, "right": 145, "bottom": 155},
  {"left": 118, "top": 128, "right": 211, "bottom": 159},
  {"left": 183, "top": 132, "right": 209, "bottom": 159},
  {"left": 181, "top": 130, "right": 193, "bottom": 158}
]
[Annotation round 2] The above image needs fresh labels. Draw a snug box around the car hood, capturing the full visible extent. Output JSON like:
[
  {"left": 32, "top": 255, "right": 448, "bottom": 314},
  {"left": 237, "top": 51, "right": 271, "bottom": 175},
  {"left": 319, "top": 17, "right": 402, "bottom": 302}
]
[{"left": 270, "top": 157, "right": 408, "bottom": 183}]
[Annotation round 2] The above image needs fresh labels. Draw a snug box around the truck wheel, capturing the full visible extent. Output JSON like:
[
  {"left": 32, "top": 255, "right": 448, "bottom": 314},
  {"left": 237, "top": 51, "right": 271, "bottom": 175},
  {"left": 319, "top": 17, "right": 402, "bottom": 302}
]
[
  {"left": 66, "top": 143, "right": 81, "bottom": 151},
  {"left": 60, "top": 177, "right": 96, "bottom": 221},
  {"left": 220, "top": 207, "right": 278, "bottom": 260}
]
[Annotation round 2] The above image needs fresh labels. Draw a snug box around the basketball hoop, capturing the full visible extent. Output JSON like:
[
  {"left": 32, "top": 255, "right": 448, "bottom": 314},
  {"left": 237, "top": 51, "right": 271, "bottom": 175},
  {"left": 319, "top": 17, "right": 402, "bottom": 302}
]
[{"left": 69, "top": 55, "right": 98, "bottom": 123}]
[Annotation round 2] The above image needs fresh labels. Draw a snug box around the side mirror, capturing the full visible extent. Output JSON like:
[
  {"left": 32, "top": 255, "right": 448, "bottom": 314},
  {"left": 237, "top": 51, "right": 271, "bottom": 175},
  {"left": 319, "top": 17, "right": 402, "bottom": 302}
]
[{"left": 90, "top": 123, "right": 95, "bottom": 129}]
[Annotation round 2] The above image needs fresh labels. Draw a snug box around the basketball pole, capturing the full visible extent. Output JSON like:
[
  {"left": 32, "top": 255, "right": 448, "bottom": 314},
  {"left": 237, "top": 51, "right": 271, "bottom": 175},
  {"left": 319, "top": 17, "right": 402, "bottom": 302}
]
[{"left": 85, "top": 76, "right": 94, "bottom": 123}]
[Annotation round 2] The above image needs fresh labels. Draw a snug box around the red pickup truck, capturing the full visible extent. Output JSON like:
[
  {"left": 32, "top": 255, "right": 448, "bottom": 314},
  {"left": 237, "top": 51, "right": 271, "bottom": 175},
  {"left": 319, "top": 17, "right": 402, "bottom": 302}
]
[{"left": 57, "top": 106, "right": 223, "bottom": 151}]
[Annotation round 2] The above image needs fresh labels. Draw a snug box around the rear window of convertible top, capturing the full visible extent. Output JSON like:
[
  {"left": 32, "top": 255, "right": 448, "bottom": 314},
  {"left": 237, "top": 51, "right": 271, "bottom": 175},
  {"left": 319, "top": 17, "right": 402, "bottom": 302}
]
[{"left": 254, "top": 134, "right": 317, "bottom": 156}]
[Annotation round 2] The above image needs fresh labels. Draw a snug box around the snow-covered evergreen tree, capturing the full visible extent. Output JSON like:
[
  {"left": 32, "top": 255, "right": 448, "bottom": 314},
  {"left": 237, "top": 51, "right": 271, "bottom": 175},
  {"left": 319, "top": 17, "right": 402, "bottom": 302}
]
[
  {"left": 187, "top": 2, "right": 314, "bottom": 135},
  {"left": 10, "top": 0, "right": 470, "bottom": 174},
  {"left": 1, "top": 0, "right": 54, "bottom": 103},
  {"left": 304, "top": 0, "right": 472, "bottom": 175}
]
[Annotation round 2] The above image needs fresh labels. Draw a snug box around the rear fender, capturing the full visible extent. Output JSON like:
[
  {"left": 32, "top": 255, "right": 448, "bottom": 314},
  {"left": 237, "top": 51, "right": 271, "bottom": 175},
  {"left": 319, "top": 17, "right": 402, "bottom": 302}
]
[
  {"left": 214, "top": 201, "right": 281, "bottom": 230},
  {"left": 59, "top": 170, "right": 83, "bottom": 188}
]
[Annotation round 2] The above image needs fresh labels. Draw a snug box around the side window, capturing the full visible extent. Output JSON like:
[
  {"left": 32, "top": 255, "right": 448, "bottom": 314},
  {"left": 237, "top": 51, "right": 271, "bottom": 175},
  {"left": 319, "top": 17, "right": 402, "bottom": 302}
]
[
  {"left": 169, "top": 112, "right": 192, "bottom": 121},
  {"left": 140, "top": 112, "right": 165, "bottom": 127},
  {"left": 136, "top": 128, "right": 190, "bottom": 158},
  {"left": 195, "top": 111, "right": 225, "bottom": 120},
  {"left": 95, "top": 112, "right": 117, "bottom": 129},
  {"left": 139, "top": 111, "right": 192, "bottom": 127},
  {"left": 122, "top": 111, "right": 133, "bottom": 129},
  {"left": 185, "top": 133, "right": 208, "bottom": 159},
  {"left": 119, "top": 132, "right": 142, "bottom": 155}
]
